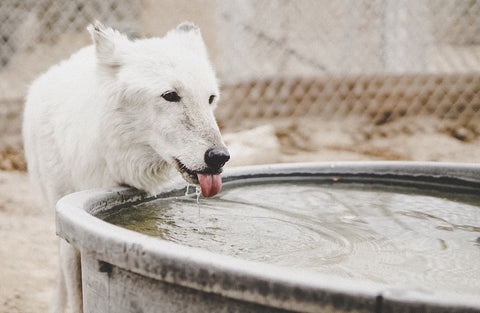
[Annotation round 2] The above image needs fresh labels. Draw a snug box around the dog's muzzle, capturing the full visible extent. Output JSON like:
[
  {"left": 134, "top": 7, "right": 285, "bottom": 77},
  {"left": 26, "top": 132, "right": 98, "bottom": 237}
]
[{"left": 174, "top": 146, "right": 230, "bottom": 198}]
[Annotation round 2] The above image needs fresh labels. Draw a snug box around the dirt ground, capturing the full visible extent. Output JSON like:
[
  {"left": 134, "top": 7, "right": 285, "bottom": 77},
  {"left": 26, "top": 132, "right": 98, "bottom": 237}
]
[
  {"left": 0, "top": 171, "right": 57, "bottom": 313},
  {"left": 1, "top": 116, "right": 479, "bottom": 313}
]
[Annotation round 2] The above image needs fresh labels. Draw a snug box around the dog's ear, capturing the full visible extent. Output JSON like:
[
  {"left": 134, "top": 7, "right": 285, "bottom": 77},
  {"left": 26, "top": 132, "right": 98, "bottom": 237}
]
[
  {"left": 87, "top": 21, "right": 128, "bottom": 69},
  {"left": 176, "top": 22, "right": 201, "bottom": 34},
  {"left": 169, "top": 22, "right": 208, "bottom": 56}
]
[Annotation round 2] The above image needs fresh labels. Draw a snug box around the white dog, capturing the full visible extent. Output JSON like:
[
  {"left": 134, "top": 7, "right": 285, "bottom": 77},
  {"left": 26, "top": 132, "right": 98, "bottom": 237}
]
[{"left": 23, "top": 21, "right": 229, "bottom": 313}]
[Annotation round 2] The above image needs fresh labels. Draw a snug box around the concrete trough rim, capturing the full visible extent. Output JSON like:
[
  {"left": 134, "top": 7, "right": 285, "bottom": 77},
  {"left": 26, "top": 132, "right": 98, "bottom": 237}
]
[{"left": 56, "top": 161, "right": 480, "bottom": 312}]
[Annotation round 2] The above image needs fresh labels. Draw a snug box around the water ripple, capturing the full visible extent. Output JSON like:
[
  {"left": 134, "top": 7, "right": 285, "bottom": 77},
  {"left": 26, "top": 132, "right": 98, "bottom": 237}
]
[{"left": 104, "top": 180, "right": 480, "bottom": 297}]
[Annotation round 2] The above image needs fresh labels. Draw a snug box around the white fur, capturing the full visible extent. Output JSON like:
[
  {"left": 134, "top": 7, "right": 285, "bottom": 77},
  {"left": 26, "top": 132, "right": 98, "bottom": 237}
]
[{"left": 23, "top": 21, "right": 226, "bottom": 313}]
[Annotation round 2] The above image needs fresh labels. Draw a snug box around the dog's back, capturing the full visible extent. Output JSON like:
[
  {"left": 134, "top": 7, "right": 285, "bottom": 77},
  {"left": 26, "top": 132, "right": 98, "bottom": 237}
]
[{"left": 23, "top": 46, "right": 109, "bottom": 210}]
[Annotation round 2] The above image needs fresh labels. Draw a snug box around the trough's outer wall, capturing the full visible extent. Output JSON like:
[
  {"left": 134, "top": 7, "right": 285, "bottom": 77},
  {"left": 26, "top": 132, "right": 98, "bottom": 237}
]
[
  {"left": 57, "top": 162, "right": 480, "bottom": 313},
  {"left": 82, "top": 253, "right": 301, "bottom": 313}
]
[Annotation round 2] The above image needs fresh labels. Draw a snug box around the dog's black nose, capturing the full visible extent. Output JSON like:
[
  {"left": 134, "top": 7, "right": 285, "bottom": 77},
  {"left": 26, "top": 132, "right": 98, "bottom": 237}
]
[{"left": 204, "top": 147, "right": 230, "bottom": 170}]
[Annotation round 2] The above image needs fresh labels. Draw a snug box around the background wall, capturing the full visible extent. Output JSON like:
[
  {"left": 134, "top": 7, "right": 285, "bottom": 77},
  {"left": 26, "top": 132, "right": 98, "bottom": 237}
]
[{"left": 1, "top": 0, "right": 480, "bottom": 169}]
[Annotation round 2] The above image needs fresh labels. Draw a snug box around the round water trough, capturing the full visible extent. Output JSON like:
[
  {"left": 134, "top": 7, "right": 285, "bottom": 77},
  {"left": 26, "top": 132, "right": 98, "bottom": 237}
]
[{"left": 56, "top": 162, "right": 480, "bottom": 313}]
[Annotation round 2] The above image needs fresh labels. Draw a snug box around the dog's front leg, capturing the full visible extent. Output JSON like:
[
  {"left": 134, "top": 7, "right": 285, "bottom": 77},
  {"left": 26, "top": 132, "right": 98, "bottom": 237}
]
[
  {"left": 50, "top": 248, "right": 67, "bottom": 313},
  {"left": 58, "top": 239, "right": 83, "bottom": 313}
]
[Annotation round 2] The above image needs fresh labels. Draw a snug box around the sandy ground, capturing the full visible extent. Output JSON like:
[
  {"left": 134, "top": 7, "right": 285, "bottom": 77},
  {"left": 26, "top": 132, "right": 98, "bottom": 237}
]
[
  {"left": 1, "top": 116, "right": 479, "bottom": 313},
  {"left": 0, "top": 171, "right": 57, "bottom": 313}
]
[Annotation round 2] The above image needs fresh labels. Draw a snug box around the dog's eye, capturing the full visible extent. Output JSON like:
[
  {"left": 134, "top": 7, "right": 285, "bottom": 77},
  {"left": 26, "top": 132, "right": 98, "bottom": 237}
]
[
  {"left": 162, "top": 91, "right": 181, "bottom": 102},
  {"left": 209, "top": 95, "right": 215, "bottom": 104}
]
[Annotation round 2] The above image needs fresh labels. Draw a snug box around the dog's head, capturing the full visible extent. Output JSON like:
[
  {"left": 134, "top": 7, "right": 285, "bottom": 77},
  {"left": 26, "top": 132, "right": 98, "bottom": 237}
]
[{"left": 88, "top": 22, "right": 229, "bottom": 197}]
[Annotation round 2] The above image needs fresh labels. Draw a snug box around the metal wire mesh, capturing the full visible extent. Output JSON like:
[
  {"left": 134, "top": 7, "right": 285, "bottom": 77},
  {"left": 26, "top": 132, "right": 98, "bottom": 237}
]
[
  {"left": 0, "top": 0, "right": 139, "bottom": 101},
  {"left": 1, "top": 0, "right": 479, "bottom": 142},
  {"left": 214, "top": 0, "right": 480, "bottom": 135}
]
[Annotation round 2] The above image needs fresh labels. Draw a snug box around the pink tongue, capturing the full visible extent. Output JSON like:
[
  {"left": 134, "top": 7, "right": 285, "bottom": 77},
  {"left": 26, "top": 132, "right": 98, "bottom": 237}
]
[{"left": 197, "top": 173, "right": 222, "bottom": 198}]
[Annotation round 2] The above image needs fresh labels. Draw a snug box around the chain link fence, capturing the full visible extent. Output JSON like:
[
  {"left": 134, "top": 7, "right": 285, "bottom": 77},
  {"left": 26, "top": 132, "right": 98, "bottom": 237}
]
[
  {"left": 1, "top": 0, "right": 480, "bottom": 168},
  {"left": 214, "top": 1, "right": 480, "bottom": 133}
]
